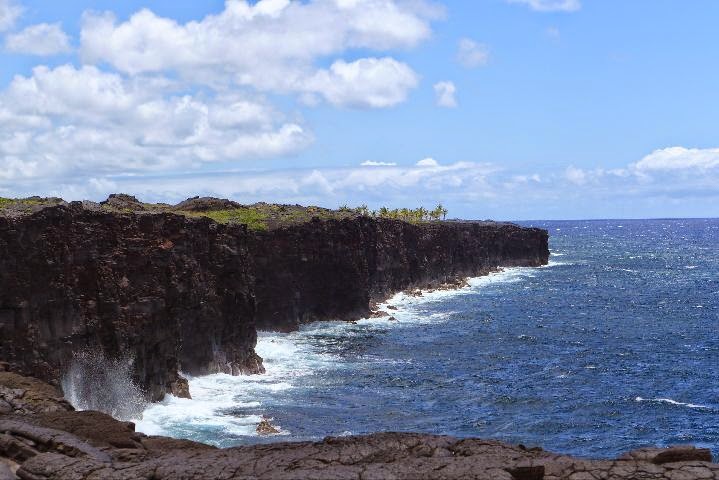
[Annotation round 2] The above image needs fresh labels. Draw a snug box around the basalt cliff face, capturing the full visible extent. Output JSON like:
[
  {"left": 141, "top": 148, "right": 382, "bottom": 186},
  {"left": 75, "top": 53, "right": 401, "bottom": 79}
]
[
  {"left": 0, "top": 197, "right": 548, "bottom": 402},
  {"left": 0, "top": 203, "right": 261, "bottom": 402},
  {"left": 252, "top": 218, "right": 548, "bottom": 331}
]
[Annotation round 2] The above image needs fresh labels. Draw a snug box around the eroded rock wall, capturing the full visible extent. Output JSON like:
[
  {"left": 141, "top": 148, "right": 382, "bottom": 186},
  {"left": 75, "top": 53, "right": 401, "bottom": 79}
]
[
  {"left": 0, "top": 204, "right": 260, "bottom": 402},
  {"left": 253, "top": 218, "right": 549, "bottom": 331},
  {"left": 0, "top": 203, "right": 548, "bottom": 401}
]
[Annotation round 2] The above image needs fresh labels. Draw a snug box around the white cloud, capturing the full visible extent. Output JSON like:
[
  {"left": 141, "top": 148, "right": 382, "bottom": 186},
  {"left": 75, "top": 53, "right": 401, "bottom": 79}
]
[
  {"left": 4, "top": 148, "right": 719, "bottom": 219},
  {"left": 0, "top": 0, "right": 21, "bottom": 32},
  {"left": 5, "top": 23, "right": 72, "bottom": 55},
  {"left": 2, "top": 157, "right": 497, "bottom": 206},
  {"left": 456, "top": 38, "right": 489, "bottom": 68},
  {"left": 564, "top": 165, "right": 587, "bottom": 185},
  {"left": 507, "top": 0, "right": 581, "bottom": 12},
  {"left": 416, "top": 157, "right": 439, "bottom": 167},
  {"left": 0, "top": 1, "right": 441, "bottom": 186},
  {"left": 79, "top": 0, "right": 436, "bottom": 107},
  {"left": 305, "top": 57, "right": 419, "bottom": 108},
  {"left": 634, "top": 146, "right": 719, "bottom": 172},
  {"left": 0, "top": 64, "right": 311, "bottom": 180},
  {"left": 433, "top": 81, "right": 457, "bottom": 108},
  {"left": 361, "top": 160, "right": 397, "bottom": 166}
]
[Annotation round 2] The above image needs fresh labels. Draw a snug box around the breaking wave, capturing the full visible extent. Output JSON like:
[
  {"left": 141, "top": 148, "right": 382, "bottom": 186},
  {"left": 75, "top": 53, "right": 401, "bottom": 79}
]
[{"left": 62, "top": 349, "right": 147, "bottom": 421}]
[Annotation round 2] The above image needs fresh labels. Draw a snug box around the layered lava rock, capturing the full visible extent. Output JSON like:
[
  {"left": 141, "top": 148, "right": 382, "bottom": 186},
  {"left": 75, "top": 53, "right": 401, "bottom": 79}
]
[{"left": 0, "top": 196, "right": 548, "bottom": 401}]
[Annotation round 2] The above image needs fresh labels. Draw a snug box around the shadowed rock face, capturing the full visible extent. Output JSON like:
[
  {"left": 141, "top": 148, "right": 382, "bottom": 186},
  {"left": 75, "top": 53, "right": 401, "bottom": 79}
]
[
  {"left": 0, "top": 200, "right": 548, "bottom": 401},
  {"left": 252, "top": 217, "right": 549, "bottom": 331},
  {"left": 0, "top": 204, "right": 261, "bottom": 402},
  {"left": 0, "top": 375, "right": 715, "bottom": 480}
]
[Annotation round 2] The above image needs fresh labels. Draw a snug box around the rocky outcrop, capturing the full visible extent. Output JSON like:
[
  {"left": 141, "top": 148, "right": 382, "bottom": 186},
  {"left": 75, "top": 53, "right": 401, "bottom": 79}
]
[
  {"left": 1, "top": 411, "right": 717, "bottom": 479},
  {"left": 2, "top": 363, "right": 717, "bottom": 480},
  {"left": 0, "top": 202, "right": 261, "bottom": 402},
  {"left": 0, "top": 198, "right": 548, "bottom": 402},
  {"left": 0, "top": 372, "right": 73, "bottom": 416}
]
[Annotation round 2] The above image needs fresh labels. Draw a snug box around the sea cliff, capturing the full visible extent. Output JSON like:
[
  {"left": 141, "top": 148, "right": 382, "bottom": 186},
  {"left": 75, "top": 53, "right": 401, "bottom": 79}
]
[{"left": 0, "top": 195, "right": 548, "bottom": 402}]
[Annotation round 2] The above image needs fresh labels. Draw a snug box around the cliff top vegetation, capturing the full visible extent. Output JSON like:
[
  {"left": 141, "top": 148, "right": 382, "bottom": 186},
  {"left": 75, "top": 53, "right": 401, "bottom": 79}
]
[{"left": 0, "top": 194, "right": 451, "bottom": 231}]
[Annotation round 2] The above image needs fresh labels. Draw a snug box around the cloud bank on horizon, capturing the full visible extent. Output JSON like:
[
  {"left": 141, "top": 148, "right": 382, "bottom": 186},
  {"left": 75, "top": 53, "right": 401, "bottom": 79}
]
[{"left": 0, "top": 0, "right": 718, "bottom": 219}]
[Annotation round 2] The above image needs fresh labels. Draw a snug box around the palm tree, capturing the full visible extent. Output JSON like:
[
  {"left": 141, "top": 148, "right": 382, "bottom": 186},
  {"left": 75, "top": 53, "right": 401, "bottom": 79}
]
[{"left": 417, "top": 206, "right": 428, "bottom": 221}]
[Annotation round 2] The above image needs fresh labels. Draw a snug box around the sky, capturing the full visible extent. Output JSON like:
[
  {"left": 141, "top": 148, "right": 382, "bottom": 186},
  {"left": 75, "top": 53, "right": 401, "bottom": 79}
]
[{"left": 1, "top": 0, "right": 718, "bottom": 220}]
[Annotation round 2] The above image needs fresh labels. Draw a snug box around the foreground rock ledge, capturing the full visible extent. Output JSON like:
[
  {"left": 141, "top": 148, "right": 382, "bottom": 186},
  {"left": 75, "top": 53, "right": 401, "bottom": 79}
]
[{"left": 1, "top": 373, "right": 717, "bottom": 480}]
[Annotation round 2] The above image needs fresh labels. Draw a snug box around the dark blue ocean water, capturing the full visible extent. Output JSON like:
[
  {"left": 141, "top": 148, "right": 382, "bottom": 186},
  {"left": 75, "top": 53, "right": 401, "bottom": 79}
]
[{"left": 138, "top": 218, "right": 719, "bottom": 458}]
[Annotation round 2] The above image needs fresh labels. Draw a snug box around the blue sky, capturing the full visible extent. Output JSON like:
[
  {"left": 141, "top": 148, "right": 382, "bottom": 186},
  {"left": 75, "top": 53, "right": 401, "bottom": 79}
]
[{"left": 1, "top": 0, "right": 718, "bottom": 219}]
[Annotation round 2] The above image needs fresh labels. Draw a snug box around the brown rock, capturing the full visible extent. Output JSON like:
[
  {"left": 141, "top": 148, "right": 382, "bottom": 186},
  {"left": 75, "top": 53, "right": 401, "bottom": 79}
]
[
  {"left": 100, "top": 193, "right": 145, "bottom": 211},
  {"left": 0, "top": 373, "right": 72, "bottom": 415},
  {"left": 174, "top": 196, "right": 242, "bottom": 212},
  {"left": 168, "top": 378, "right": 191, "bottom": 399},
  {"left": 256, "top": 418, "right": 279, "bottom": 435}
]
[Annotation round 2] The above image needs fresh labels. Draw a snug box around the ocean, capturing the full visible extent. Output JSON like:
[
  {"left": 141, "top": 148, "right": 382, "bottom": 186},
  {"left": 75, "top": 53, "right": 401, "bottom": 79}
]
[{"left": 135, "top": 218, "right": 719, "bottom": 458}]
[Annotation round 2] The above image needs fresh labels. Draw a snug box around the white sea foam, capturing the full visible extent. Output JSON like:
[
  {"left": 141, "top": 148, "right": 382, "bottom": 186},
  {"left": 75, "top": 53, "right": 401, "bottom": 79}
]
[
  {"left": 134, "top": 332, "right": 338, "bottom": 441},
  {"left": 137, "top": 264, "right": 551, "bottom": 444},
  {"left": 63, "top": 349, "right": 146, "bottom": 422},
  {"left": 634, "top": 397, "right": 711, "bottom": 410},
  {"left": 545, "top": 259, "right": 574, "bottom": 267}
]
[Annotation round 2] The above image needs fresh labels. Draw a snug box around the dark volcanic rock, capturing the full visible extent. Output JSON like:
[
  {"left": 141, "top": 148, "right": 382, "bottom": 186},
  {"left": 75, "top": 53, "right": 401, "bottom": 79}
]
[
  {"left": 252, "top": 218, "right": 548, "bottom": 331},
  {"left": 173, "top": 196, "right": 242, "bottom": 212},
  {"left": 99, "top": 193, "right": 145, "bottom": 211},
  {"left": 0, "top": 373, "right": 73, "bottom": 415},
  {"left": 0, "top": 199, "right": 548, "bottom": 402},
  {"left": 0, "top": 204, "right": 261, "bottom": 402},
  {"left": 4, "top": 419, "right": 718, "bottom": 480},
  {"left": 1, "top": 373, "right": 717, "bottom": 480}
]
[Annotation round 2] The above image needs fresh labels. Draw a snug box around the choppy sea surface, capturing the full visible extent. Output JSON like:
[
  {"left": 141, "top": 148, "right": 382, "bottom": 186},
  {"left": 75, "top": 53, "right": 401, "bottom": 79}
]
[{"left": 136, "top": 219, "right": 719, "bottom": 458}]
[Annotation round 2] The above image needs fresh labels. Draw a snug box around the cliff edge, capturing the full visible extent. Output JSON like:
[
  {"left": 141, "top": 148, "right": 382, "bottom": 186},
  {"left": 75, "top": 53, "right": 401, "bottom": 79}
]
[{"left": 0, "top": 195, "right": 549, "bottom": 402}]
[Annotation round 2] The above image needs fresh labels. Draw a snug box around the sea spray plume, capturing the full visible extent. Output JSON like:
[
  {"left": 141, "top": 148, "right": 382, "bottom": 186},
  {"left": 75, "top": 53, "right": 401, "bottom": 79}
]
[{"left": 61, "top": 349, "right": 147, "bottom": 421}]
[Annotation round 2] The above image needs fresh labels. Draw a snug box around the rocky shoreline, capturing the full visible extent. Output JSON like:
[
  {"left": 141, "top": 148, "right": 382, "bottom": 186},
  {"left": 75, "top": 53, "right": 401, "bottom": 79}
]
[
  {"left": 1, "top": 371, "right": 717, "bottom": 480},
  {"left": 0, "top": 195, "right": 549, "bottom": 402},
  {"left": 1, "top": 196, "right": 717, "bottom": 478}
]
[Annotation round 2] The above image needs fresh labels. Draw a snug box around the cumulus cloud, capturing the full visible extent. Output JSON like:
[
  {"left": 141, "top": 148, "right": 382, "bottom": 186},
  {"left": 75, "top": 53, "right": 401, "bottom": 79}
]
[
  {"left": 634, "top": 146, "right": 719, "bottom": 172},
  {"left": 507, "top": 0, "right": 581, "bottom": 12},
  {"left": 5, "top": 23, "right": 72, "bottom": 55},
  {"left": 305, "top": 57, "right": 419, "bottom": 108},
  {"left": 433, "top": 81, "right": 457, "bottom": 108},
  {"left": 1, "top": 0, "right": 442, "bottom": 183},
  {"left": 456, "top": 38, "right": 489, "bottom": 68},
  {"left": 0, "top": 64, "right": 311, "bottom": 180},
  {"left": 564, "top": 165, "right": 587, "bottom": 185},
  {"left": 0, "top": 0, "right": 21, "bottom": 32},
  {"left": 79, "top": 0, "right": 436, "bottom": 107}
]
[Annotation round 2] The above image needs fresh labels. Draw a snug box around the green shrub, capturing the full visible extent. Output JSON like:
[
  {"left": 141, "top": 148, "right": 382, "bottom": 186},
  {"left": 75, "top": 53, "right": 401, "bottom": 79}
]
[{"left": 184, "top": 208, "right": 269, "bottom": 231}]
